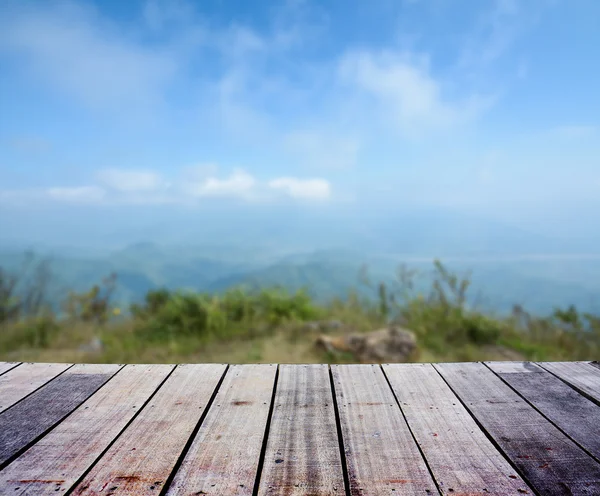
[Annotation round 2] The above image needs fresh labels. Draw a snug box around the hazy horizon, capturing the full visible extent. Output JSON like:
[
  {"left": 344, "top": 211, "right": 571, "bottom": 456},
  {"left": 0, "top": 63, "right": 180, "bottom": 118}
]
[{"left": 1, "top": 0, "right": 600, "bottom": 248}]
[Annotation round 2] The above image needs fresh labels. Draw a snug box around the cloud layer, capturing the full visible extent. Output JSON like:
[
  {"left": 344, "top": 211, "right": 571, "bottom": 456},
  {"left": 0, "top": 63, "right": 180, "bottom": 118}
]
[
  {"left": 0, "top": 167, "right": 333, "bottom": 206},
  {"left": 1, "top": 0, "right": 599, "bottom": 238}
]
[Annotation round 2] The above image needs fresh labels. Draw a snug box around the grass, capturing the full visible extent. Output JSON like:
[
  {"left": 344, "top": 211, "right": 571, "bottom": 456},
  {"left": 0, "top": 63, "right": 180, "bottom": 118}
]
[{"left": 1, "top": 259, "right": 599, "bottom": 364}]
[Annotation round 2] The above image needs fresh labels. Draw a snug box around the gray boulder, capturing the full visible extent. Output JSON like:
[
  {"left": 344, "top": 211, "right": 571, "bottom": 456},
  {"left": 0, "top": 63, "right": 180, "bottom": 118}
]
[{"left": 316, "top": 326, "right": 417, "bottom": 363}]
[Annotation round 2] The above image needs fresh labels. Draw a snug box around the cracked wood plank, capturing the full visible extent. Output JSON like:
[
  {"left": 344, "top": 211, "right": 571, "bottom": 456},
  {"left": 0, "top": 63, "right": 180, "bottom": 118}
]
[
  {"left": 256, "top": 364, "right": 345, "bottom": 496},
  {"left": 487, "top": 361, "right": 600, "bottom": 461},
  {"left": 436, "top": 362, "right": 600, "bottom": 495},
  {"left": 384, "top": 363, "right": 530, "bottom": 495},
  {"left": 0, "top": 362, "right": 72, "bottom": 413},
  {"left": 0, "top": 363, "right": 121, "bottom": 467},
  {"left": 331, "top": 364, "right": 439, "bottom": 495},
  {"left": 538, "top": 361, "right": 600, "bottom": 404},
  {"left": 166, "top": 364, "right": 276, "bottom": 496},
  {"left": 71, "top": 363, "right": 226, "bottom": 495},
  {"left": 0, "top": 364, "right": 173, "bottom": 495},
  {"left": 0, "top": 362, "right": 21, "bottom": 376}
]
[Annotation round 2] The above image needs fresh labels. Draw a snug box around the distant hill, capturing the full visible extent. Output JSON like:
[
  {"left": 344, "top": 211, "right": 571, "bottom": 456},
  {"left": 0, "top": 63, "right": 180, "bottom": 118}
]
[
  {"left": 2, "top": 238, "right": 600, "bottom": 315},
  {"left": 207, "top": 261, "right": 386, "bottom": 301}
]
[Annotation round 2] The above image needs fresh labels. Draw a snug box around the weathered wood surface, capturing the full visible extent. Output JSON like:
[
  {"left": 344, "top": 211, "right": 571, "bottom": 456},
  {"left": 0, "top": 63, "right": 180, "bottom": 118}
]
[
  {"left": 0, "top": 363, "right": 121, "bottom": 468},
  {"left": 257, "top": 364, "right": 345, "bottom": 495},
  {"left": 72, "top": 364, "right": 226, "bottom": 495},
  {"left": 487, "top": 361, "right": 600, "bottom": 461},
  {"left": 0, "top": 362, "right": 71, "bottom": 413},
  {"left": 0, "top": 364, "right": 173, "bottom": 495},
  {"left": 436, "top": 362, "right": 600, "bottom": 495},
  {"left": 331, "top": 364, "right": 438, "bottom": 495},
  {"left": 538, "top": 361, "right": 600, "bottom": 404},
  {"left": 0, "top": 362, "right": 20, "bottom": 376},
  {"left": 167, "top": 364, "right": 276, "bottom": 495},
  {"left": 0, "top": 361, "right": 599, "bottom": 495},
  {"left": 384, "top": 363, "right": 530, "bottom": 495}
]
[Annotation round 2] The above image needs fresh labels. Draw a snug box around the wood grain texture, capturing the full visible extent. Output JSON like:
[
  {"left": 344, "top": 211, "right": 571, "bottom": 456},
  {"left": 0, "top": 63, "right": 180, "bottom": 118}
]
[
  {"left": 0, "top": 363, "right": 121, "bottom": 467},
  {"left": 0, "top": 362, "right": 72, "bottom": 413},
  {"left": 166, "top": 364, "right": 276, "bottom": 496},
  {"left": 71, "top": 364, "right": 226, "bottom": 495},
  {"left": 257, "top": 364, "right": 345, "bottom": 496},
  {"left": 0, "top": 362, "right": 20, "bottom": 376},
  {"left": 436, "top": 362, "right": 600, "bottom": 495},
  {"left": 383, "top": 363, "right": 529, "bottom": 495},
  {"left": 487, "top": 361, "right": 600, "bottom": 461},
  {"left": 538, "top": 361, "right": 600, "bottom": 404},
  {"left": 331, "top": 364, "right": 438, "bottom": 495},
  {"left": 0, "top": 364, "right": 173, "bottom": 495}
]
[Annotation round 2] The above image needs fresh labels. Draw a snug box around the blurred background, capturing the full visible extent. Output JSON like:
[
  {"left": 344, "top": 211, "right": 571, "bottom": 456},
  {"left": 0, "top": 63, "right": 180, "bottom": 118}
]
[{"left": 1, "top": 0, "right": 599, "bottom": 364}]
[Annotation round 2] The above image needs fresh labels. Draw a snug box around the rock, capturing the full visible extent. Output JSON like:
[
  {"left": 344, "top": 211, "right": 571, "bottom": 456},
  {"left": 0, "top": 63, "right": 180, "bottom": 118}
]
[
  {"left": 79, "top": 337, "right": 104, "bottom": 354},
  {"left": 316, "top": 326, "right": 417, "bottom": 363}
]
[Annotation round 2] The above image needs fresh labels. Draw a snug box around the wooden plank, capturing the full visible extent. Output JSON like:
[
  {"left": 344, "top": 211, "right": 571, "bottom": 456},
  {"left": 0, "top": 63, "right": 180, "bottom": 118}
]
[
  {"left": 487, "top": 361, "right": 600, "bottom": 461},
  {"left": 166, "top": 364, "right": 276, "bottom": 495},
  {"left": 538, "top": 361, "right": 600, "bottom": 404},
  {"left": 256, "top": 364, "right": 345, "bottom": 496},
  {"left": 0, "top": 362, "right": 20, "bottom": 376},
  {"left": 383, "top": 363, "right": 529, "bottom": 495},
  {"left": 0, "top": 362, "right": 72, "bottom": 413},
  {"left": 0, "top": 363, "right": 121, "bottom": 467},
  {"left": 0, "top": 364, "right": 173, "bottom": 495},
  {"left": 71, "top": 364, "right": 226, "bottom": 495},
  {"left": 436, "top": 362, "right": 600, "bottom": 495},
  {"left": 331, "top": 364, "right": 438, "bottom": 495}
]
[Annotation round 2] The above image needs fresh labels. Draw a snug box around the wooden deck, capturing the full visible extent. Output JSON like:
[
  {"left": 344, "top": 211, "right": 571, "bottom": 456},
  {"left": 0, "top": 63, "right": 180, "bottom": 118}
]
[{"left": 0, "top": 361, "right": 599, "bottom": 495}]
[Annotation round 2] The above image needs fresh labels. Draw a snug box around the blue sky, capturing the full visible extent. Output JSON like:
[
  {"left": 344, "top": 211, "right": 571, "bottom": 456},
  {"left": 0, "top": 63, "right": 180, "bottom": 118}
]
[{"left": 1, "top": 0, "right": 599, "bottom": 243}]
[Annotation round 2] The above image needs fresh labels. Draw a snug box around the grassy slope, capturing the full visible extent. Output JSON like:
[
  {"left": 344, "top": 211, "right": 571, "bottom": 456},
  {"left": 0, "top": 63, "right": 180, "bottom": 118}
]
[{"left": 1, "top": 260, "right": 598, "bottom": 365}]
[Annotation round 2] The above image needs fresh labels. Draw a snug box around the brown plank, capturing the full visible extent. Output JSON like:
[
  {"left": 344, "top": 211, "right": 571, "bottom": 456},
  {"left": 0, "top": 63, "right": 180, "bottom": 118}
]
[
  {"left": 538, "top": 361, "right": 600, "bottom": 404},
  {"left": 0, "top": 362, "right": 72, "bottom": 413},
  {"left": 257, "top": 364, "right": 345, "bottom": 496},
  {"left": 331, "top": 364, "right": 438, "bottom": 495},
  {"left": 487, "top": 361, "right": 600, "bottom": 461},
  {"left": 436, "top": 362, "right": 600, "bottom": 495},
  {"left": 71, "top": 364, "right": 226, "bottom": 495},
  {"left": 166, "top": 364, "right": 276, "bottom": 495},
  {"left": 383, "top": 363, "right": 529, "bottom": 495},
  {"left": 0, "top": 363, "right": 121, "bottom": 468},
  {"left": 0, "top": 364, "right": 173, "bottom": 495},
  {"left": 0, "top": 362, "right": 20, "bottom": 376}
]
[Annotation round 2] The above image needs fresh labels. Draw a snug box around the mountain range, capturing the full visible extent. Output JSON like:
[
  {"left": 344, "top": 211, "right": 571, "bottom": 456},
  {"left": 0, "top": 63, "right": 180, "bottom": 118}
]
[{"left": 2, "top": 208, "right": 600, "bottom": 315}]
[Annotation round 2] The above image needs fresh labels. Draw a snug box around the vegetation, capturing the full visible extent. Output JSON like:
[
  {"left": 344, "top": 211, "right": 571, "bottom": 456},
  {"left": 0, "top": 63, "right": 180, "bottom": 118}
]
[{"left": 1, "top": 256, "right": 599, "bottom": 364}]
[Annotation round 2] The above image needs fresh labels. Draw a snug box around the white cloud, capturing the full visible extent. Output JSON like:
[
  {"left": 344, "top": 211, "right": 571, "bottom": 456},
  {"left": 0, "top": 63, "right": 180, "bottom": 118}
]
[
  {"left": 0, "top": 2, "right": 176, "bottom": 112},
  {"left": 338, "top": 50, "right": 492, "bottom": 138},
  {"left": 183, "top": 169, "right": 257, "bottom": 199},
  {"left": 96, "top": 169, "right": 165, "bottom": 192},
  {"left": 268, "top": 177, "right": 331, "bottom": 200},
  {"left": 1, "top": 166, "right": 334, "bottom": 205},
  {"left": 46, "top": 186, "right": 106, "bottom": 203},
  {"left": 458, "top": 0, "right": 522, "bottom": 70}
]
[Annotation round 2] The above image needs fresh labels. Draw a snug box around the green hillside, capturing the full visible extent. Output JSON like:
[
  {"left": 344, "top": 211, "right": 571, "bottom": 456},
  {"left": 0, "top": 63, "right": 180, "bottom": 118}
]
[{"left": 1, "top": 257, "right": 599, "bottom": 365}]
